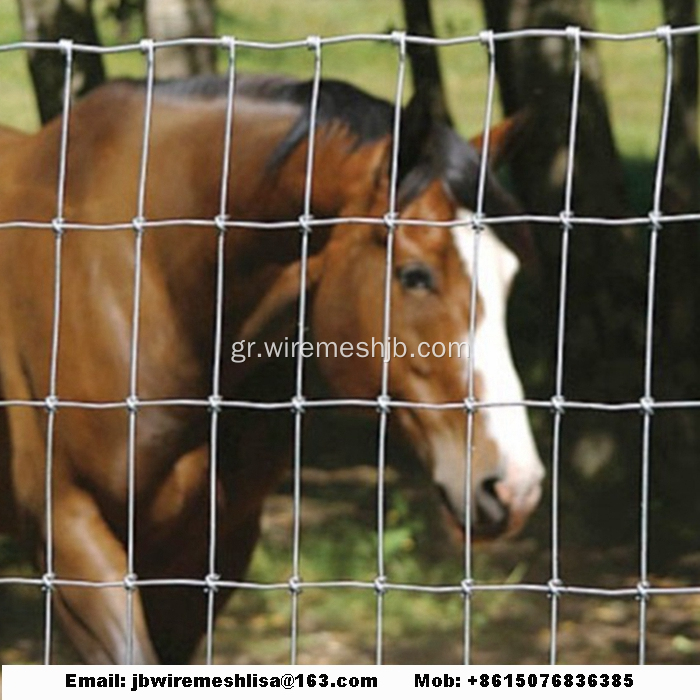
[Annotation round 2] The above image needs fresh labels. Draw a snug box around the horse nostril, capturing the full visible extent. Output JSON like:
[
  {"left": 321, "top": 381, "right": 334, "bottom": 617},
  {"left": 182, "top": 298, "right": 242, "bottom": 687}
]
[{"left": 474, "top": 477, "right": 508, "bottom": 536}]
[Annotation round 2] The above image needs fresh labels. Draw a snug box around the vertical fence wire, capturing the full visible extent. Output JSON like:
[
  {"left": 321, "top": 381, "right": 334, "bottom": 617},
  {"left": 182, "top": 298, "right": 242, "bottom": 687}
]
[
  {"left": 461, "top": 29, "right": 498, "bottom": 665},
  {"left": 124, "top": 38, "right": 156, "bottom": 665},
  {"left": 637, "top": 24, "right": 674, "bottom": 665},
  {"left": 41, "top": 38, "right": 75, "bottom": 666},
  {"left": 372, "top": 31, "right": 409, "bottom": 666},
  {"left": 547, "top": 25, "right": 583, "bottom": 666},
  {"left": 204, "top": 35, "right": 238, "bottom": 665},
  {"left": 288, "top": 35, "right": 323, "bottom": 665}
]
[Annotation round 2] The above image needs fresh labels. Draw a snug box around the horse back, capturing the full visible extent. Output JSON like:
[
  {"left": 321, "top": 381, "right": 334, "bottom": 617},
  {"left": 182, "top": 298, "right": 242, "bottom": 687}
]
[{"left": 0, "top": 123, "right": 30, "bottom": 148}]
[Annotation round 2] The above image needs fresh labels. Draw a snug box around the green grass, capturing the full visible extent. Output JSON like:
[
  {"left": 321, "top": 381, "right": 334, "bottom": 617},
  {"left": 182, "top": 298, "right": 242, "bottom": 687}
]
[
  {"left": 0, "top": 0, "right": 37, "bottom": 130},
  {"left": 593, "top": 1, "right": 666, "bottom": 161},
  {"left": 203, "top": 485, "right": 534, "bottom": 664}
]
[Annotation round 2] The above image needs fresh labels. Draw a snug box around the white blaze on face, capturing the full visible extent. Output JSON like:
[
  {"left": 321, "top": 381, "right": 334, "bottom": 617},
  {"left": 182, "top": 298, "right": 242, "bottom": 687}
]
[{"left": 440, "top": 208, "right": 544, "bottom": 525}]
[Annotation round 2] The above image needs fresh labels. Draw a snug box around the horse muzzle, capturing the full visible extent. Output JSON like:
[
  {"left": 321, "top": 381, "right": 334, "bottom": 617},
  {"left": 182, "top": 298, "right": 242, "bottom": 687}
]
[
  {"left": 473, "top": 473, "right": 543, "bottom": 539},
  {"left": 436, "top": 465, "right": 544, "bottom": 541}
]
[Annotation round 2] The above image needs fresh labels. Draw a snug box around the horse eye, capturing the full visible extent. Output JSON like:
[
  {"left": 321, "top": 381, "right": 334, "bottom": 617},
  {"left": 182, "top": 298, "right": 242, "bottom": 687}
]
[{"left": 398, "top": 262, "right": 436, "bottom": 292}]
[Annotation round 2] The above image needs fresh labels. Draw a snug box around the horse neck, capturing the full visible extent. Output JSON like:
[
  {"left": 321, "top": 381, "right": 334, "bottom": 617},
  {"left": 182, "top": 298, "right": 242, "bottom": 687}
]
[
  {"left": 260, "top": 130, "right": 389, "bottom": 219},
  {"left": 214, "top": 127, "right": 387, "bottom": 300},
  {"left": 145, "top": 109, "right": 389, "bottom": 348}
]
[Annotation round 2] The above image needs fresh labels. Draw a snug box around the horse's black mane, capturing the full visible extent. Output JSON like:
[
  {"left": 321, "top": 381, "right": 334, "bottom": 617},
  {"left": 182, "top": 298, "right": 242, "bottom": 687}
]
[
  {"left": 146, "top": 74, "right": 525, "bottom": 237},
  {"left": 151, "top": 73, "right": 395, "bottom": 166}
]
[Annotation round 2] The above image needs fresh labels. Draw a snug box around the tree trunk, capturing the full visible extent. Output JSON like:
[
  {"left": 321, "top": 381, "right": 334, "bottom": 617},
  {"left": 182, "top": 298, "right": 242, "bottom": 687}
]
[
  {"left": 145, "top": 0, "right": 216, "bottom": 79},
  {"left": 660, "top": 0, "right": 700, "bottom": 215},
  {"left": 655, "top": 0, "right": 700, "bottom": 356},
  {"left": 17, "top": 0, "right": 106, "bottom": 124},
  {"left": 481, "top": 0, "right": 647, "bottom": 550},
  {"left": 481, "top": 0, "right": 629, "bottom": 219},
  {"left": 401, "top": 0, "right": 452, "bottom": 124},
  {"left": 650, "top": 0, "right": 700, "bottom": 558},
  {"left": 480, "top": 0, "right": 700, "bottom": 559}
]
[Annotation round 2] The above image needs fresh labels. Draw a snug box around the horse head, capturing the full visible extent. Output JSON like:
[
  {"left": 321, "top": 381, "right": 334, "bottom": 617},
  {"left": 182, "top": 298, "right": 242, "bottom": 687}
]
[{"left": 240, "top": 101, "right": 544, "bottom": 540}]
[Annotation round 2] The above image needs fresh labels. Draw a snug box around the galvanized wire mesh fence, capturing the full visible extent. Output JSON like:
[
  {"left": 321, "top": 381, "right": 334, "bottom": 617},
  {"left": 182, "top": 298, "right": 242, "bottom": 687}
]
[{"left": 1, "top": 24, "right": 700, "bottom": 665}]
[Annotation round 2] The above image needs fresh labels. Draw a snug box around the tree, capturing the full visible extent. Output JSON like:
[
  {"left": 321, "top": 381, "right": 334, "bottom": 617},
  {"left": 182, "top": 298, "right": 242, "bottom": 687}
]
[
  {"left": 16, "top": 0, "right": 217, "bottom": 124},
  {"left": 482, "top": 0, "right": 700, "bottom": 557},
  {"left": 17, "top": 0, "right": 106, "bottom": 124},
  {"left": 480, "top": 0, "right": 629, "bottom": 219},
  {"left": 400, "top": 0, "right": 452, "bottom": 124},
  {"left": 660, "top": 0, "right": 700, "bottom": 215},
  {"left": 648, "top": 0, "right": 700, "bottom": 557},
  {"left": 144, "top": 0, "right": 216, "bottom": 79}
]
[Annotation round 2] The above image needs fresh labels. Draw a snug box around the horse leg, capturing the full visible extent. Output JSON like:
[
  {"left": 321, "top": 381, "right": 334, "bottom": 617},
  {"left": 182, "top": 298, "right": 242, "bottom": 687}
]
[
  {"left": 0, "top": 367, "right": 16, "bottom": 536},
  {"left": 139, "top": 508, "right": 262, "bottom": 664},
  {"left": 51, "top": 486, "right": 158, "bottom": 664},
  {"left": 139, "top": 406, "right": 292, "bottom": 663},
  {"left": 136, "top": 442, "right": 264, "bottom": 663},
  {"left": 0, "top": 406, "right": 13, "bottom": 535}
]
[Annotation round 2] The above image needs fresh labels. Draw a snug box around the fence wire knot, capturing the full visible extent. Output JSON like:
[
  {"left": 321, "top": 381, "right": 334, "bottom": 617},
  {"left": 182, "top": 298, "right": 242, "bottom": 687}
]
[
  {"left": 639, "top": 396, "right": 654, "bottom": 416},
  {"left": 655, "top": 25, "right": 672, "bottom": 44},
  {"left": 559, "top": 209, "right": 574, "bottom": 229},
  {"left": 463, "top": 397, "right": 477, "bottom": 414},
  {"left": 298, "top": 214, "right": 314, "bottom": 234},
  {"left": 470, "top": 211, "right": 485, "bottom": 232},
  {"left": 648, "top": 210, "right": 663, "bottom": 230},
  {"left": 460, "top": 578, "right": 474, "bottom": 598},
  {"left": 288, "top": 576, "right": 302, "bottom": 595},
  {"left": 220, "top": 35, "right": 236, "bottom": 52},
  {"left": 373, "top": 575, "right": 387, "bottom": 596},
  {"left": 123, "top": 573, "right": 138, "bottom": 591},
  {"left": 547, "top": 578, "right": 563, "bottom": 598},
  {"left": 550, "top": 394, "right": 565, "bottom": 415},
  {"left": 58, "top": 38, "right": 73, "bottom": 57},
  {"left": 208, "top": 394, "right": 222, "bottom": 413},
  {"left": 132, "top": 216, "right": 146, "bottom": 234},
  {"left": 636, "top": 580, "right": 650, "bottom": 601},
  {"left": 291, "top": 395, "right": 306, "bottom": 414},
  {"left": 41, "top": 572, "right": 56, "bottom": 592},
  {"left": 45, "top": 394, "right": 59, "bottom": 414},
  {"left": 205, "top": 573, "right": 220, "bottom": 593},
  {"left": 478, "top": 30, "right": 495, "bottom": 56},
  {"left": 376, "top": 394, "right": 391, "bottom": 415},
  {"left": 390, "top": 30, "right": 407, "bottom": 56},
  {"left": 383, "top": 212, "right": 397, "bottom": 230},
  {"left": 565, "top": 25, "right": 582, "bottom": 46},
  {"left": 51, "top": 217, "right": 65, "bottom": 237},
  {"left": 126, "top": 395, "right": 140, "bottom": 414},
  {"left": 305, "top": 35, "right": 321, "bottom": 53},
  {"left": 140, "top": 38, "right": 155, "bottom": 56},
  {"left": 214, "top": 214, "right": 228, "bottom": 232}
]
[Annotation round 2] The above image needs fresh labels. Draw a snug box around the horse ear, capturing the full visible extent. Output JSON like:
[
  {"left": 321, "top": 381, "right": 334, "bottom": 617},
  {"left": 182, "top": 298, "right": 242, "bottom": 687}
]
[
  {"left": 470, "top": 108, "right": 531, "bottom": 170},
  {"left": 398, "top": 94, "right": 434, "bottom": 184},
  {"left": 237, "top": 254, "right": 325, "bottom": 343}
]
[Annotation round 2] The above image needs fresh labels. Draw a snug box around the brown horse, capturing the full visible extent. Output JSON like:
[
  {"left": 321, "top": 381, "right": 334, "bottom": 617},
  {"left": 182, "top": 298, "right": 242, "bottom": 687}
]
[{"left": 0, "top": 74, "right": 544, "bottom": 663}]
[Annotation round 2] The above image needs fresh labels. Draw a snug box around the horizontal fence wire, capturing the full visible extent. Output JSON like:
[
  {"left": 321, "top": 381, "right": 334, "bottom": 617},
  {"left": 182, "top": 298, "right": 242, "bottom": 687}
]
[{"left": 0, "top": 25, "right": 699, "bottom": 666}]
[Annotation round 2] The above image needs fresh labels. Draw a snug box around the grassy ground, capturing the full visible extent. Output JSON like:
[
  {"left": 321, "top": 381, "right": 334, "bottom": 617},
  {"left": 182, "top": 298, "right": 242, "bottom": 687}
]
[
  {"left": 1, "top": 0, "right": 698, "bottom": 667},
  {"left": 3, "top": 471, "right": 700, "bottom": 665}
]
